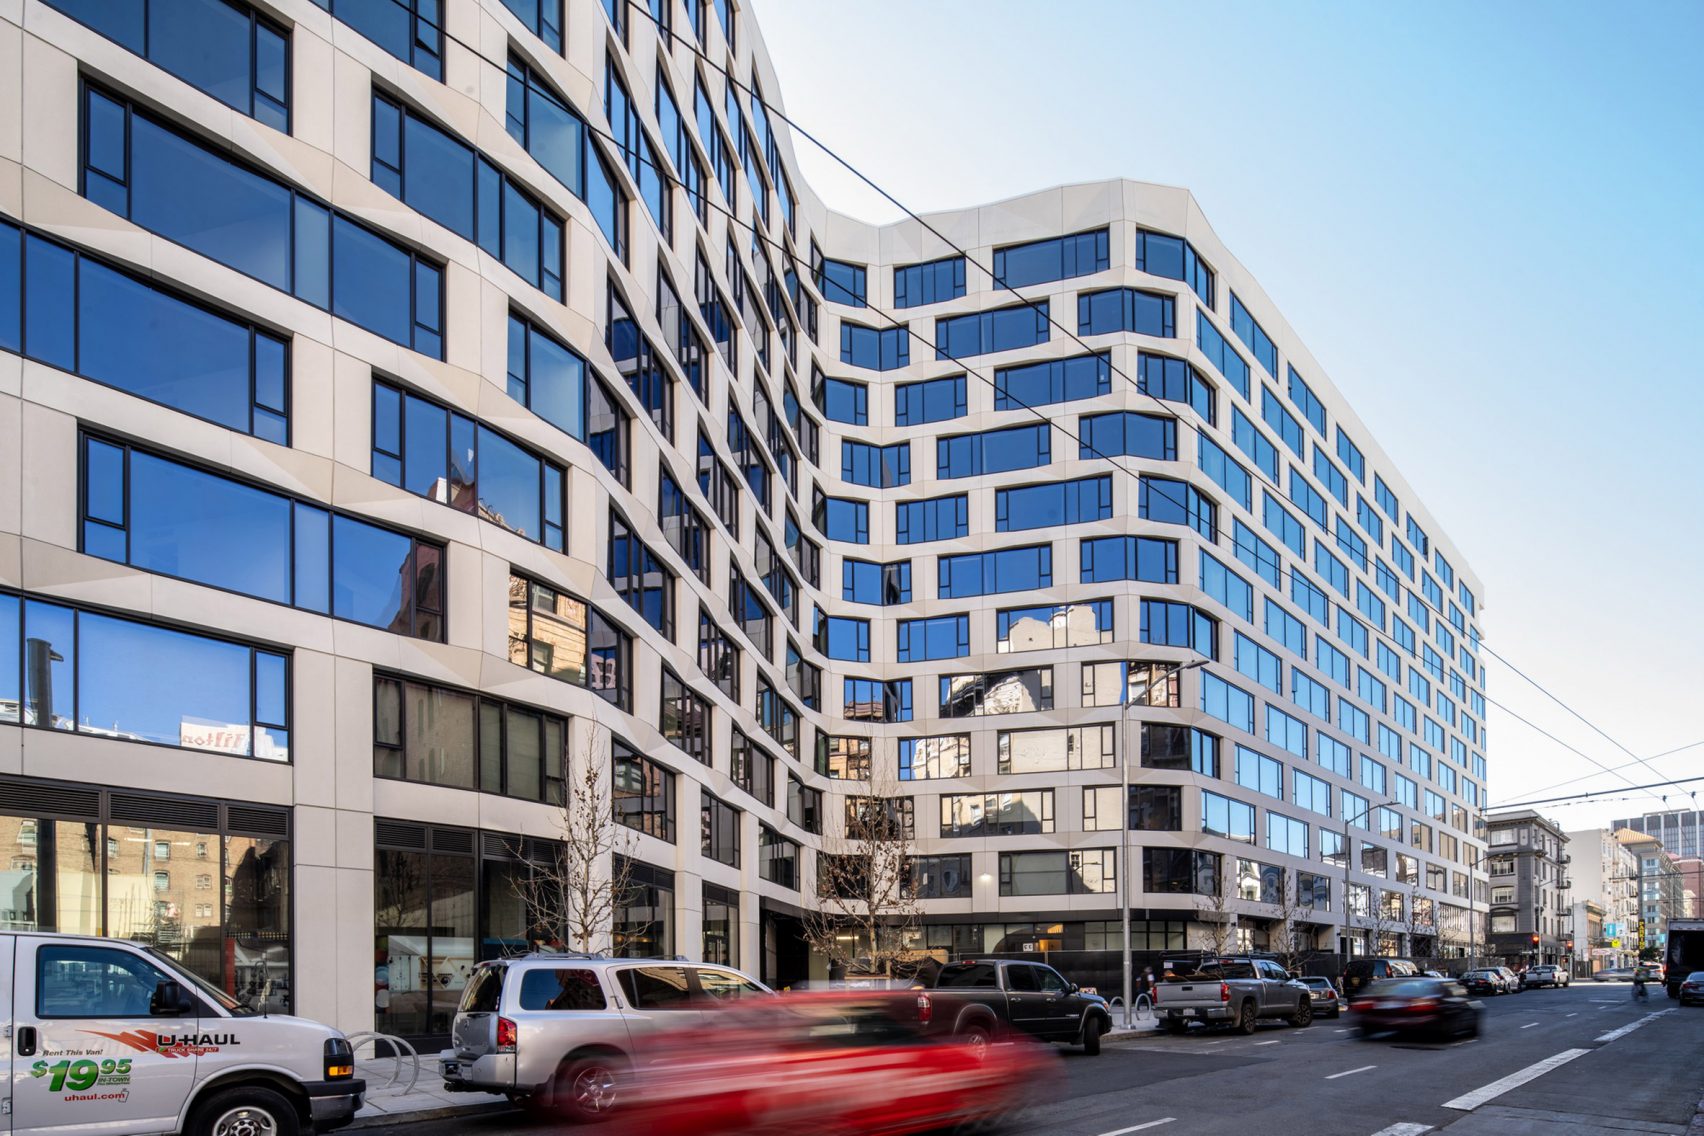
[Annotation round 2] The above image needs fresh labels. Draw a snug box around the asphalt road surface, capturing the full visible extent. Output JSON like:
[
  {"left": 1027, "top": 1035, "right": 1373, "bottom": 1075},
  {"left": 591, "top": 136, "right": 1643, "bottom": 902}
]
[{"left": 357, "top": 984, "right": 1704, "bottom": 1136}]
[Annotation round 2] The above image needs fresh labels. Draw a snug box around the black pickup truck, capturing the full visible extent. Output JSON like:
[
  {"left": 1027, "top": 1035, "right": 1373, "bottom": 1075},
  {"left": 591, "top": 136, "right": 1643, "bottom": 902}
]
[{"left": 916, "top": 959, "right": 1113, "bottom": 1055}]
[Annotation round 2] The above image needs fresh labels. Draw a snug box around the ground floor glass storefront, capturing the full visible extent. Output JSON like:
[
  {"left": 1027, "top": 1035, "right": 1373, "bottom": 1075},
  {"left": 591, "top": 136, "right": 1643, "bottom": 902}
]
[{"left": 0, "top": 777, "right": 291, "bottom": 1011}]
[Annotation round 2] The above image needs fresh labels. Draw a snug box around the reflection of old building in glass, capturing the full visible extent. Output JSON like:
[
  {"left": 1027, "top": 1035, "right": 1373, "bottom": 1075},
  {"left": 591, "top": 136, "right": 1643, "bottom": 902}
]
[{"left": 2, "top": 0, "right": 1488, "bottom": 1045}]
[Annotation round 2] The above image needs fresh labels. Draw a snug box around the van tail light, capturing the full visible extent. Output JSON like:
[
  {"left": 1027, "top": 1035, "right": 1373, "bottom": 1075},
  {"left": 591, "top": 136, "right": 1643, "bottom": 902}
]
[
  {"left": 917, "top": 992, "right": 932, "bottom": 1025},
  {"left": 1219, "top": 982, "right": 1230, "bottom": 1003},
  {"left": 496, "top": 1017, "right": 518, "bottom": 1052}
]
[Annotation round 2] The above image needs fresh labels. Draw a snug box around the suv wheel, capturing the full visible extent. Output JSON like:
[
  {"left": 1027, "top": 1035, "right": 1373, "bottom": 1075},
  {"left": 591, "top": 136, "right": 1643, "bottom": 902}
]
[
  {"left": 1081, "top": 1016, "right": 1104, "bottom": 1055},
  {"left": 190, "top": 1087, "right": 300, "bottom": 1136},
  {"left": 557, "top": 1055, "right": 624, "bottom": 1121}
]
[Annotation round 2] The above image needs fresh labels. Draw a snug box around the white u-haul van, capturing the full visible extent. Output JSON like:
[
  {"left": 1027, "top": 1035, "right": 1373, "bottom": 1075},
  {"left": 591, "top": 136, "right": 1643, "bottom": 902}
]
[{"left": 3, "top": 932, "right": 363, "bottom": 1136}]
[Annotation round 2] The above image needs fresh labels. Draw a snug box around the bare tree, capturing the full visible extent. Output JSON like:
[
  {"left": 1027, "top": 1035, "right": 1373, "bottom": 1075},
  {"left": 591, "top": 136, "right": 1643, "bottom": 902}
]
[
  {"left": 1267, "top": 871, "right": 1316, "bottom": 975},
  {"left": 1193, "top": 863, "right": 1236, "bottom": 955},
  {"left": 512, "top": 724, "right": 644, "bottom": 954},
  {"left": 1404, "top": 887, "right": 1438, "bottom": 961},
  {"left": 1370, "top": 887, "right": 1407, "bottom": 957},
  {"left": 803, "top": 763, "right": 922, "bottom": 980}
]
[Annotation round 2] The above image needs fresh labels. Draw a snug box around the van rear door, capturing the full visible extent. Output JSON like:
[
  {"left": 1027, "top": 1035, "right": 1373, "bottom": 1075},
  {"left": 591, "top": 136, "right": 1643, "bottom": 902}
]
[{"left": 12, "top": 938, "right": 201, "bottom": 1136}]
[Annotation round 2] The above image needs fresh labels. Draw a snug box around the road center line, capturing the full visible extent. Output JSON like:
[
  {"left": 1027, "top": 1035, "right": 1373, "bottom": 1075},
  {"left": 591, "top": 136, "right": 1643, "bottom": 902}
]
[
  {"left": 1096, "top": 1120, "right": 1175, "bottom": 1136},
  {"left": 1369, "top": 1125, "right": 1434, "bottom": 1136},
  {"left": 1254, "top": 1039, "right": 1281, "bottom": 1046},
  {"left": 1565, "top": 1012, "right": 1578, "bottom": 1017},
  {"left": 1520, "top": 1022, "right": 1539, "bottom": 1029},
  {"left": 1594, "top": 1009, "right": 1673, "bottom": 1043},
  {"left": 1326, "top": 1064, "right": 1378, "bottom": 1079},
  {"left": 1442, "top": 1049, "right": 1590, "bottom": 1111}
]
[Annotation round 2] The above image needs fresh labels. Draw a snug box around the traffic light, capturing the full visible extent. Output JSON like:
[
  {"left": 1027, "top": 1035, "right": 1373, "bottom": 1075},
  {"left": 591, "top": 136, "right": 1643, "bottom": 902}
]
[{"left": 1530, "top": 934, "right": 1540, "bottom": 947}]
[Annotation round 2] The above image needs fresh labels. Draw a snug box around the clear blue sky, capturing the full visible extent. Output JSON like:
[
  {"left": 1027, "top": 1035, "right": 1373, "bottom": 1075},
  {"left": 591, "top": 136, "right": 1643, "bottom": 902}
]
[{"left": 751, "top": 0, "right": 1704, "bottom": 830}]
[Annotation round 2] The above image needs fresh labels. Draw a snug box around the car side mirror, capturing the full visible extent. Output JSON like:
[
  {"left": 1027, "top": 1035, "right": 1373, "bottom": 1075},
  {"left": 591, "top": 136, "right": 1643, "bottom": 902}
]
[{"left": 150, "top": 979, "right": 190, "bottom": 1017}]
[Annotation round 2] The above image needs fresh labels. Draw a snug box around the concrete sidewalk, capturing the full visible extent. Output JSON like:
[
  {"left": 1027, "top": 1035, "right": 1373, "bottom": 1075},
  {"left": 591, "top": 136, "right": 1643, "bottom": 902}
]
[{"left": 348, "top": 1065, "right": 511, "bottom": 1128}]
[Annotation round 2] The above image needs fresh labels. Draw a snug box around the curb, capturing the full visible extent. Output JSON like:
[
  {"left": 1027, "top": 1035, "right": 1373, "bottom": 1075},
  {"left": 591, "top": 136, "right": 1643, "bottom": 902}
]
[
  {"left": 347, "top": 1101, "right": 514, "bottom": 1130},
  {"left": 1104, "top": 1026, "right": 1168, "bottom": 1042}
]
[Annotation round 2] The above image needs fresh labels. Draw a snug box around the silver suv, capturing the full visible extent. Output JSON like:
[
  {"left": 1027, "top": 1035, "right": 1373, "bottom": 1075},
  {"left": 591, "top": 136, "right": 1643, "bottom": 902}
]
[{"left": 439, "top": 955, "right": 771, "bottom": 1120}]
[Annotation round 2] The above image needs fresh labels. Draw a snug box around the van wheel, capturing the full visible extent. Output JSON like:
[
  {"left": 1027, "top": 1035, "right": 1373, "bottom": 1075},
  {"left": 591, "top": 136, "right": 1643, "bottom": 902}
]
[
  {"left": 191, "top": 1087, "right": 300, "bottom": 1136},
  {"left": 556, "top": 1056, "right": 625, "bottom": 1122}
]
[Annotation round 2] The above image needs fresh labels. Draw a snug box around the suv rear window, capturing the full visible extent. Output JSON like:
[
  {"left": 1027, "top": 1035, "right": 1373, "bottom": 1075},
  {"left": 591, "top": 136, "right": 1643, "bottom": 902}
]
[
  {"left": 460, "top": 965, "right": 504, "bottom": 1013},
  {"left": 518, "top": 968, "right": 606, "bottom": 1011},
  {"left": 937, "top": 963, "right": 999, "bottom": 989}
]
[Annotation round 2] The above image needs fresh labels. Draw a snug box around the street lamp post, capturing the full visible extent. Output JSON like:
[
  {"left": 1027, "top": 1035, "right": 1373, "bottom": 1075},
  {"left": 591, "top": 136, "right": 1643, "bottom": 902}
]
[{"left": 1121, "top": 658, "right": 1204, "bottom": 1029}]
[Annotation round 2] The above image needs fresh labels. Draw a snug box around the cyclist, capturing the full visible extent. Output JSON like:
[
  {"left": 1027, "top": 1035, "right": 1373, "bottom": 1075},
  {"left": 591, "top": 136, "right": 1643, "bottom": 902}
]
[{"left": 1633, "top": 969, "right": 1649, "bottom": 1001}]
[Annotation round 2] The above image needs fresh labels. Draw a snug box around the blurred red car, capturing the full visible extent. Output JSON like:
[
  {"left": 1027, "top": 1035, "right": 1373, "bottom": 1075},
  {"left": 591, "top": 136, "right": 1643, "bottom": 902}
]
[{"left": 589, "top": 989, "right": 1059, "bottom": 1135}]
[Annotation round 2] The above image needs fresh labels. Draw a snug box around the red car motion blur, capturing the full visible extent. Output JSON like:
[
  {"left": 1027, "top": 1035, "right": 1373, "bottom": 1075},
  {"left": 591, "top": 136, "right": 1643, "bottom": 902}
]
[{"left": 580, "top": 990, "right": 1059, "bottom": 1135}]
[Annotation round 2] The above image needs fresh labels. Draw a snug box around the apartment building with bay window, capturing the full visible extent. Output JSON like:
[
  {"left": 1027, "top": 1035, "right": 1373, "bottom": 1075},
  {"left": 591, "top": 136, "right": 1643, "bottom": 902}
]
[{"left": 0, "top": 0, "right": 1489, "bottom": 1044}]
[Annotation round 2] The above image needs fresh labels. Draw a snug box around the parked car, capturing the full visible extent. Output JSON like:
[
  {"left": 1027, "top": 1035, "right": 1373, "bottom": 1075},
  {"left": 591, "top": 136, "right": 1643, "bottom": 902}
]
[
  {"left": 1594, "top": 967, "right": 1637, "bottom": 982},
  {"left": 3, "top": 931, "right": 363, "bottom": 1136},
  {"left": 1298, "top": 976, "right": 1343, "bottom": 1018},
  {"left": 440, "top": 955, "right": 773, "bottom": 1121},
  {"left": 1155, "top": 955, "right": 1313, "bottom": 1034},
  {"left": 1460, "top": 968, "right": 1509, "bottom": 996},
  {"left": 1352, "top": 977, "right": 1483, "bottom": 1041},
  {"left": 584, "top": 991, "right": 1059, "bottom": 1136},
  {"left": 1495, "top": 966, "right": 1525, "bottom": 991},
  {"left": 916, "top": 958, "right": 1112, "bottom": 1055},
  {"left": 1677, "top": 972, "right": 1704, "bottom": 1006},
  {"left": 1342, "top": 958, "right": 1419, "bottom": 997},
  {"left": 1522, "top": 965, "right": 1569, "bottom": 989}
]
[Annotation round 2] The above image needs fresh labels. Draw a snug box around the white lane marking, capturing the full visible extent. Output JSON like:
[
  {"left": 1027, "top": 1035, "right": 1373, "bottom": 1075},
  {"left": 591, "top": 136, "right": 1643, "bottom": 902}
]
[
  {"left": 1254, "top": 1039, "right": 1281, "bottom": 1046},
  {"left": 1334, "top": 1027, "right": 1352, "bottom": 1033},
  {"left": 1369, "top": 1125, "right": 1434, "bottom": 1136},
  {"left": 1594, "top": 1008, "right": 1674, "bottom": 1043},
  {"left": 1520, "top": 1022, "right": 1540, "bottom": 1029},
  {"left": 1325, "top": 1064, "right": 1378, "bottom": 1079},
  {"left": 1565, "top": 1012, "right": 1578, "bottom": 1017},
  {"left": 1442, "top": 1049, "right": 1591, "bottom": 1111},
  {"left": 1096, "top": 1121, "right": 1176, "bottom": 1136}
]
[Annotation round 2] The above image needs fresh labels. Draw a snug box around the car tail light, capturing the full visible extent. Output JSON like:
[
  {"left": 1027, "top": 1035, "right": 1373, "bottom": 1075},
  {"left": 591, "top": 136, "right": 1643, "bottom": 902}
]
[
  {"left": 1219, "top": 982, "right": 1230, "bottom": 1003},
  {"left": 917, "top": 992, "right": 932, "bottom": 1025},
  {"left": 1150, "top": 985, "right": 1159, "bottom": 1006},
  {"left": 1351, "top": 1000, "right": 1374, "bottom": 1013},
  {"left": 496, "top": 1017, "right": 518, "bottom": 1052},
  {"left": 1405, "top": 998, "right": 1439, "bottom": 1013}
]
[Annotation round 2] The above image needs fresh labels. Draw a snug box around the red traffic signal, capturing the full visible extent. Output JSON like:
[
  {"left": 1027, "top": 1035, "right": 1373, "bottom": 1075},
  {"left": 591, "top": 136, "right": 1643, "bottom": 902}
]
[{"left": 1530, "top": 934, "right": 1540, "bottom": 946}]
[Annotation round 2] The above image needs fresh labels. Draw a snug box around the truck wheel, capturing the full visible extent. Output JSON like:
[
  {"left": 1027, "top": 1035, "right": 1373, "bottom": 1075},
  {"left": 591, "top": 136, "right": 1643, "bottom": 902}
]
[
  {"left": 1081, "top": 1018, "right": 1103, "bottom": 1055},
  {"left": 960, "top": 1023, "right": 992, "bottom": 1061},
  {"left": 190, "top": 1086, "right": 300, "bottom": 1136},
  {"left": 556, "top": 1056, "right": 625, "bottom": 1122},
  {"left": 1236, "top": 1001, "right": 1257, "bottom": 1035},
  {"left": 1289, "top": 999, "right": 1313, "bottom": 1028}
]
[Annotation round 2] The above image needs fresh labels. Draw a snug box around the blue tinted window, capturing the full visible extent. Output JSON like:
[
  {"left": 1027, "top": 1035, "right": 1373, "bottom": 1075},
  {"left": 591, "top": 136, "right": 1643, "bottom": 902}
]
[
  {"left": 841, "top": 440, "right": 910, "bottom": 488},
  {"left": 996, "top": 476, "right": 1111, "bottom": 531},
  {"left": 816, "top": 259, "right": 866, "bottom": 306},
  {"left": 1135, "top": 229, "right": 1214, "bottom": 306},
  {"left": 821, "top": 497, "right": 870, "bottom": 544},
  {"left": 1406, "top": 516, "right": 1430, "bottom": 557},
  {"left": 1288, "top": 466, "right": 1328, "bottom": 528},
  {"left": 1317, "top": 636, "right": 1351, "bottom": 688},
  {"left": 1080, "top": 535, "right": 1177, "bottom": 584},
  {"left": 1336, "top": 428, "right": 1365, "bottom": 482},
  {"left": 607, "top": 285, "right": 673, "bottom": 436},
  {"left": 1265, "top": 599, "right": 1306, "bottom": 659},
  {"left": 1200, "top": 552, "right": 1254, "bottom": 622},
  {"left": 894, "top": 375, "right": 966, "bottom": 426},
  {"left": 992, "top": 228, "right": 1107, "bottom": 288},
  {"left": 1391, "top": 539, "right": 1415, "bottom": 579},
  {"left": 1197, "top": 436, "right": 1251, "bottom": 511},
  {"left": 938, "top": 545, "right": 1052, "bottom": 599},
  {"left": 938, "top": 423, "right": 1051, "bottom": 478},
  {"left": 49, "top": 0, "right": 290, "bottom": 128},
  {"left": 323, "top": 0, "right": 440, "bottom": 79},
  {"left": 1261, "top": 386, "right": 1304, "bottom": 458},
  {"left": 9, "top": 594, "right": 289, "bottom": 758},
  {"left": 1287, "top": 365, "right": 1326, "bottom": 435},
  {"left": 1081, "top": 411, "right": 1178, "bottom": 462},
  {"left": 1197, "top": 310, "right": 1249, "bottom": 400},
  {"left": 1231, "top": 407, "right": 1278, "bottom": 482},
  {"left": 376, "top": 94, "right": 563, "bottom": 299},
  {"left": 1200, "top": 674, "right": 1255, "bottom": 734},
  {"left": 895, "top": 495, "right": 968, "bottom": 545},
  {"left": 507, "top": 311, "right": 588, "bottom": 441},
  {"left": 819, "top": 376, "right": 868, "bottom": 425},
  {"left": 1262, "top": 491, "right": 1305, "bottom": 557},
  {"left": 1142, "top": 599, "right": 1217, "bottom": 659},
  {"left": 1229, "top": 293, "right": 1277, "bottom": 376},
  {"left": 3, "top": 223, "right": 288, "bottom": 440},
  {"left": 894, "top": 256, "right": 965, "bottom": 308},
  {"left": 840, "top": 322, "right": 909, "bottom": 370},
  {"left": 1356, "top": 496, "right": 1385, "bottom": 545},
  {"left": 994, "top": 353, "right": 1110, "bottom": 409},
  {"left": 1335, "top": 518, "right": 1368, "bottom": 572},
  {"left": 842, "top": 559, "right": 911, "bottom": 606},
  {"left": 1233, "top": 520, "right": 1282, "bottom": 589},
  {"left": 1078, "top": 288, "right": 1176, "bottom": 338},
  {"left": 820, "top": 616, "right": 870, "bottom": 662},
  {"left": 372, "top": 380, "right": 565, "bottom": 549},
  {"left": 85, "top": 87, "right": 442, "bottom": 357},
  {"left": 1290, "top": 573, "right": 1328, "bottom": 626},
  {"left": 81, "top": 435, "right": 442, "bottom": 639},
  {"left": 1139, "top": 476, "right": 1216, "bottom": 541},
  {"left": 507, "top": 57, "right": 588, "bottom": 200},
  {"left": 897, "top": 615, "right": 969, "bottom": 663},
  {"left": 607, "top": 512, "right": 674, "bottom": 636},
  {"left": 936, "top": 302, "right": 1049, "bottom": 360},
  {"left": 1137, "top": 353, "right": 1215, "bottom": 425},
  {"left": 1312, "top": 446, "right": 1348, "bottom": 507},
  {"left": 1292, "top": 671, "right": 1329, "bottom": 720},
  {"left": 500, "top": 0, "right": 562, "bottom": 49}
]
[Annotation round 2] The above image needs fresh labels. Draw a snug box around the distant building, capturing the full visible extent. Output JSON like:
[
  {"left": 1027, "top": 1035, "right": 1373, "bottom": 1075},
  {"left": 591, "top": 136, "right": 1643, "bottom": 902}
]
[
  {"left": 1610, "top": 810, "right": 1703, "bottom": 861},
  {"left": 1486, "top": 811, "right": 1570, "bottom": 966},
  {"left": 1565, "top": 828, "right": 1639, "bottom": 973},
  {"left": 1675, "top": 858, "right": 1703, "bottom": 920},
  {"left": 1615, "top": 829, "right": 1684, "bottom": 954}
]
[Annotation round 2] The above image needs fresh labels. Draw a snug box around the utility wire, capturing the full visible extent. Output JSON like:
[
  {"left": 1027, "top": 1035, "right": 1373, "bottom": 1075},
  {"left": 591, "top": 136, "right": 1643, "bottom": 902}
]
[
  {"left": 365, "top": 0, "right": 1663, "bottom": 812},
  {"left": 1482, "top": 774, "right": 1704, "bottom": 812}
]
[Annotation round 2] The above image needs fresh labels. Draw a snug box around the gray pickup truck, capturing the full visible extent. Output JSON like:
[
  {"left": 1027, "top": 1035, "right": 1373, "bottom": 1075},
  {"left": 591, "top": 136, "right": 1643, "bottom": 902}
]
[{"left": 1156, "top": 955, "right": 1314, "bottom": 1034}]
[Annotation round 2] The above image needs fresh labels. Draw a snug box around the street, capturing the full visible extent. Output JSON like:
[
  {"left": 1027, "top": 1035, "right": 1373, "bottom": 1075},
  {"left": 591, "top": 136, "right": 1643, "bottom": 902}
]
[{"left": 357, "top": 984, "right": 1704, "bottom": 1136}]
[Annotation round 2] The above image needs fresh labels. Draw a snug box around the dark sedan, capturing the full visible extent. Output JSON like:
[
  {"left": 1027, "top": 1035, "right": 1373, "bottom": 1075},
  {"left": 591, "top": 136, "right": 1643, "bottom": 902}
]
[
  {"left": 1460, "top": 969, "right": 1506, "bottom": 996},
  {"left": 1352, "top": 977, "right": 1482, "bottom": 1040},
  {"left": 1679, "top": 972, "right": 1704, "bottom": 1006}
]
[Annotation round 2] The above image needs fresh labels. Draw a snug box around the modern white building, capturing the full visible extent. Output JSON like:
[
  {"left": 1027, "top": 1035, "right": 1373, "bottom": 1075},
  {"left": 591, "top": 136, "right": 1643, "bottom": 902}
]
[
  {"left": 0, "top": 0, "right": 1490, "bottom": 1045},
  {"left": 1565, "top": 827, "right": 1639, "bottom": 972}
]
